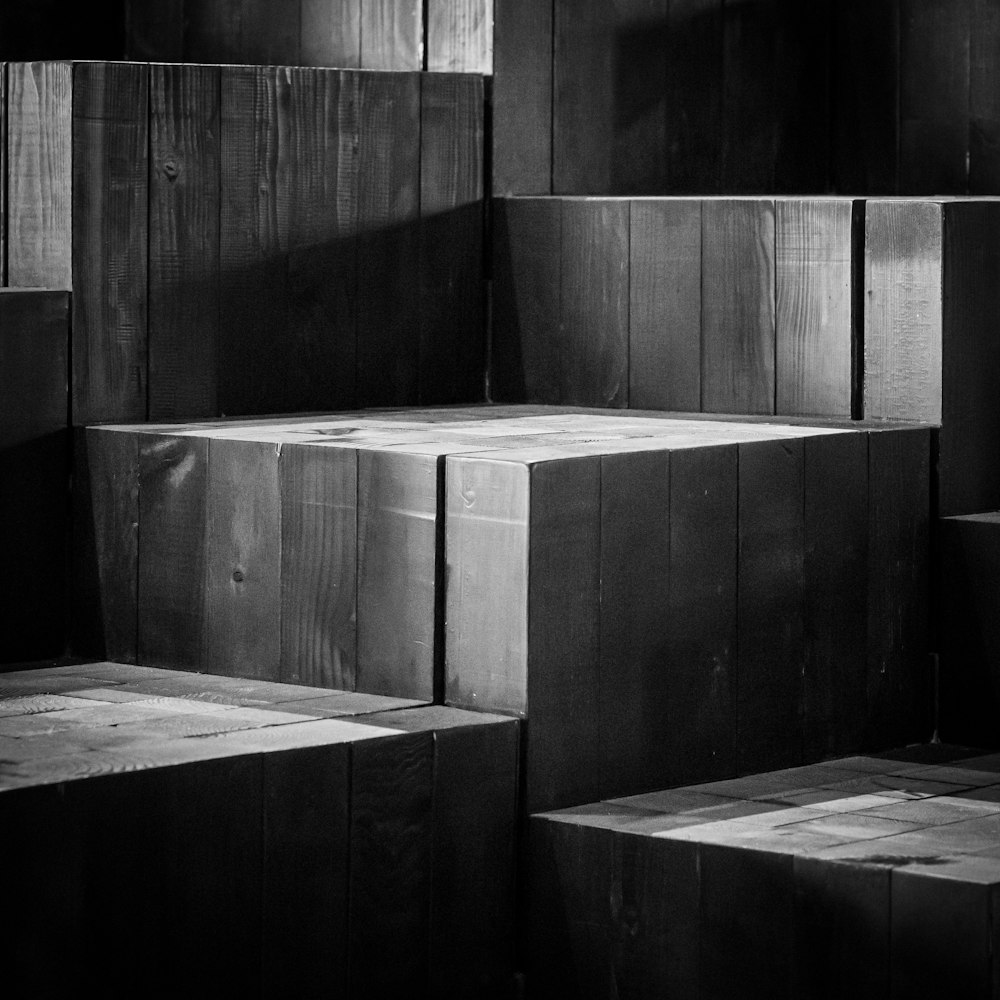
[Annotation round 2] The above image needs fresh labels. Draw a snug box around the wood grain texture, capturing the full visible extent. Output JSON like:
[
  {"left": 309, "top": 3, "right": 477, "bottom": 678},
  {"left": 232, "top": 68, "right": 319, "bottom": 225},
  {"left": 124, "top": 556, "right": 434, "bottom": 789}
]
[
  {"left": 776, "top": 199, "right": 853, "bottom": 417},
  {"left": 492, "top": 0, "right": 552, "bottom": 194},
  {"left": 629, "top": 199, "right": 701, "bottom": 411},
  {"left": 737, "top": 438, "right": 805, "bottom": 775},
  {"left": 802, "top": 433, "right": 869, "bottom": 761},
  {"left": 280, "top": 444, "right": 357, "bottom": 689},
  {"left": 970, "top": 0, "right": 1000, "bottom": 191},
  {"left": 205, "top": 438, "right": 281, "bottom": 679},
  {"left": 355, "top": 71, "right": 420, "bottom": 406},
  {"left": 124, "top": 0, "right": 184, "bottom": 60},
  {"left": 864, "top": 200, "right": 943, "bottom": 422},
  {"left": 867, "top": 428, "right": 931, "bottom": 750},
  {"left": 701, "top": 199, "right": 776, "bottom": 414},
  {"left": 137, "top": 434, "right": 209, "bottom": 671},
  {"left": 361, "top": 0, "right": 421, "bottom": 70},
  {"left": 356, "top": 450, "right": 437, "bottom": 699},
  {"left": 666, "top": 444, "right": 738, "bottom": 784},
  {"left": 427, "top": 0, "right": 493, "bottom": 73},
  {"left": 419, "top": 73, "right": 485, "bottom": 405},
  {"left": 301, "top": 0, "right": 362, "bottom": 67},
  {"left": 599, "top": 449, "right": 670, "bottom": 799},
  {"left": 490, "top": 198, "right": 562, "bottom": 402},
  {"left": 6, "top": 61, "right": 72, "bottom": 289},
  {"left": 71, "top": 61, "right": 149, "bottom": 425},
  {"left": 148, "top": 63, "right": 220, "bottom": 421}
]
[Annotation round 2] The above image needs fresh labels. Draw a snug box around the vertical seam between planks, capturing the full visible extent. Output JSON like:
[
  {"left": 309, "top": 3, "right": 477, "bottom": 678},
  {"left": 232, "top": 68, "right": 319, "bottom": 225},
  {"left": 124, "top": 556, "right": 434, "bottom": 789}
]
[
  {"left": 734, "top": 443, "right": 741, "bottom": 774},
  {"left": 345, "top": 742, "right": 355, "bottom": 993},
  {"left": 699, "top": 199, "right": 705, "bottom": 412},
  {"left": 549, "top": 0, "right": 556, "bottom": 194},
  {"left": 2, "top": 61, "right": 7, "bottom": 286},
  {"left": 145, "top": 65, "right": 153, "bottom": 421},
  {"left": 770, "top": 199, "right": 777, "bottom": 416},
  {"left": 422, "top": 0, "right": 430, "bottom": 71},
  {"left": 354, "top": 448, "right": 361, "bottom": 692},
  {"left": 625, "top": 200, "right": 631, "bottom": 408},
  {"left": 894, "top": 0, "right": 901, "bottom": 194}
]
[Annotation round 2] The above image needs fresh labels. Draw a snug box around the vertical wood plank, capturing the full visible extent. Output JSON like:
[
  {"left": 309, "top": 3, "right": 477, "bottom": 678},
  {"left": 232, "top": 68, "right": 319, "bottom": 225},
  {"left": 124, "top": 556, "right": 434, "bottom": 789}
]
[
  {"left": 737, "top": 438, "right": 805, "bottom": 774},
  {"left": 2, "top": 62, "right": 6, "bottom": 287},
  {"left": 239, "top": 0, "right": 302, "bottom": 66},
  {"left": 148, "top": 63, "right": 220, "bottom": 421},
  {"left": 7, "top": 61, "right": 72, "bottom": 288},
  {"left": 355, "top": 71, "right": 421, "bottom": 406},
  {"left": 419, "top": 73, "right": 485, "bottom": 405},
  {"left": 599, "top": 449, "right": 670, "bottom": 799},
  {"left": 427, "top": 0, "right": 493, "bottom": 73},
  {"left": 802, "top": 433, "right": 869, "bottom": 761},
  {"left": 360, "top": 0, "right": 422, "bottom": 70},
  {"left": 349, "top": 731, "right": 434, "bottom": 995},
  {"left": 560, "top": 199, "right": 629, "bottom": 406},
  {"left": 864, "top": 200, "right": 943, "bottom": 422},
  {"left": 137, "top": 434, "right": 209, "bottom": 671},
  {"left": 666, "top": 444, "right": 738, "bottom": 784},
  {"left": 970, "top": 0, "right": 1000, "bottom": 192},
  {"left": 628, "top": 199, "right": 701, "bottom": 411},
  {"left": 492, "top": 0, "right": 552, "bottom": 194},
  {"left": 776, "top": 199, "right": 853, "bottom": 417},
  {"left": 301, "top": 0, "right": 362, "bottom": 67},
  {"left": 124, "top": 0, "right": 184, "bottom": 60},
  {"left": 490, "top": 197, "right": 561, "bottom": 402},
  {"left": 205, "top": 438, "right": 281, "bottom": 679},
  {"left": 280, "top": 443, "right": 357, "bottom": 690},
  {"left": 356, "top": 450, "right": 438, "bottom": 700},
  {"left": 219, "top": 65, "right": 290, "bottom": 417},
  {"left": 72, "top": 61, "right": 149, "bottom": 425},
  {"left": 702, "top": 199, "right": 776, "bottom": 414}
]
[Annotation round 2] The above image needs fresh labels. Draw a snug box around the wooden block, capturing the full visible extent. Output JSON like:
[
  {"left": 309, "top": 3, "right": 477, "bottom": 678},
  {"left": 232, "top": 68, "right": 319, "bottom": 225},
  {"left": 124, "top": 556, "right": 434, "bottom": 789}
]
[
  {"left": 360, "top": 0, "right": 422, "bottom": 70},
  {"left": 492, "top": 0, "right": 552, "bottom": 194},
  {"left": 970, "top": 0, "right": 1000, "bottom": 191},
  {"left": 776, "top": 199, "right": 853, "bottom": 417},
  {"left": 0, "top": 289, "right": 69, "bottom": 661},
  {"left": 72, "top": 62, "right": 148, "bottom": 425},
  {"left": 419, "top": 73, "right": 485, "bottom": 405},
  {"left": 427, "top": 0, "right": 493, "bottom": 73},
  {"left": 137, "top": 434, "right": 209, "bottom": 670},
  {"left": 148, "top": 63, "right": 220, "bottom": 421},
  {"left": 701, "top": 199, "right": 776, "bottom": 414},
  {"left": 124, "top": 0, "right": 184, "bottom": 60},
  {"left": 355, "top": 71, "right": 420, "bottom": 406},
  {"left": 6, "top": 61, "right": 72, "bottom": 288},
  {"left": 204, "top": 438, "right": 281, "bottom": 679},
  {"left": 628, "top": 199, "right": 701, "bottom": 412},
  {"left": 280, "top": 444, "right": 357, "bottom": 690},
  {"left": 803, "top": 433, "right": 869, "bottom": 760},
  {"left": 301, "top": 0, "right": 362, "bottom": 67},
  {"left": 737, "top": 438, "right": 805, "bottom": 774}
]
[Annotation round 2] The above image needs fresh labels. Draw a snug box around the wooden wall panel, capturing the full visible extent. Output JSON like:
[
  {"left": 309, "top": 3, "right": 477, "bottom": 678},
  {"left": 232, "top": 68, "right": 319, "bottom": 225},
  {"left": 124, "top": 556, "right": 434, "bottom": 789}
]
[
  {"left": 970, "top": 0, "right": 1000, "bottom": 191},
  {"left": 71, "top": 62, "right": 149, "bottom": 425},
  {"left": 148, "top": 64, "right": 220, "bottom": 422},
  {"left": 301, "top": 0, "right": 362, "bottom": 67},
  {"left": 427, "top": 0, "right": 493, "bottom": 73},
  {"left": 361, "top": 0, "right": 422, "bottom": 70}
]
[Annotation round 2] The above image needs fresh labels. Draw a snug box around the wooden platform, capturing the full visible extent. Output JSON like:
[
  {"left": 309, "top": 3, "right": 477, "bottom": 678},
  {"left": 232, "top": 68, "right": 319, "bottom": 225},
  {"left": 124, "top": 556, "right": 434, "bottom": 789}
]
[
  {"left": 0, "top": 662, "right": 519, "bottom": 997},
  {"left": 529, "top": 745, "right": 1000, "bottom": 999}
]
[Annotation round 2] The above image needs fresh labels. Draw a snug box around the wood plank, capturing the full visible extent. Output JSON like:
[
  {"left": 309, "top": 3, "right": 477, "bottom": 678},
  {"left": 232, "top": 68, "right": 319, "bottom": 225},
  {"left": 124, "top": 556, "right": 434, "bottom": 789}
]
[
  {"left": 560, "top": 198, "right": 629, "bottom": 406},
  {"left": 492, "top": 0, "right": 552, "bottom": 194},
  {"left": 866, "top": 429, "right": 931, "bottom": 749},
  {"left": 349, "top": 731, "right": 434, "bottom": 994},
  {"left": 0, "top": 290, "right": 69, "bottom": 661},
  {"left": 137, "top": 434, "right": 209, "bottom": 671},
  {"left": 599, "top": 449, "right": 670, "bottom": 799},
  {"left": 802, "top": 433, "right": 869, "bottom": 761},
  {"left": 279, "top": 443, "right": 357, "bottom": 689},
  {"left": 205, "top": 438, "right": 281, "bottom": 679},
  {"left": 355, "top": 71, "right": 420, "bottom": 406},
  {"left": 490, "top": 198, "right": 561, "bottom": 402},
  {"left": 737, "top": 438, "right": 805, "bottom": 774},
  {"left": 301, "top": 0, "right": 362, "bottom": 67},
  {"left": 899, "top": 0, "right": 971, "bottom": 194},
  {"left": 239, "top": 0, "right": 301, "bottom": 66},
  {"left": 360, "top": 0, "right": 421, "bottom": 70},
  {"left": 666, "top": 444, "right": 738, "bottom": 784},
  {"left": 776, "top": 199, "right": 853, "bottom": 417},
  {"left": 72, "top": 429, "right": 139, "bottom": 662},
  {"left": 1, "top": 62, "right": 5, "bottom": 287},
  {"left": 427, "top": 0, "right": 493, "bottom": 73},
  {"left": 970, "top": 0, "right": 1000, "bottom": 192},
  {"left": 356, "top": 450, "right": 437, "bottom": 700},
  {"left": 71, "top": 61, "right": 149, "bottom": 425},
  {"left": 148, "top": 63, "right": 220, "bottom": 421},
  {"left": 702, "top": 199, "right": 776, "bottom": 414},
  {"left": 864, "top": 200, "right": 943, "bottom": 422},
  {"left": 7, "top": 61, "right": 72, "bottom": 288},
  {"left": 219, "top": 65, "right": 290, "bottom": 417},
  {"left": 418, "top": 73, "right": 485, "bottom": 405},
  {"left": 124, "top": 0, "right": 184, "bottom": 60},
  {"left": 628, "top": 199, "right": 701, "bottom": 411}
]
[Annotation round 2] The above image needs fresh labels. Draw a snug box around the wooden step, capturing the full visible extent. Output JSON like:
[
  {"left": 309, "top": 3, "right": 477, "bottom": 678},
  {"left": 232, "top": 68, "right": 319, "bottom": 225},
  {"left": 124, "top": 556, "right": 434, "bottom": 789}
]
[
  {"left": 529, "top": 745, "right": 1000, "bottom": 999},
  {"left": 3, "top": 60, "right": 484, "bottom": 423},
  {"left": 77, "top": 407, "right": 931, "bottom": 811},
  {"left": 1, "top": 662, "right": 519, "bottom": 997}
]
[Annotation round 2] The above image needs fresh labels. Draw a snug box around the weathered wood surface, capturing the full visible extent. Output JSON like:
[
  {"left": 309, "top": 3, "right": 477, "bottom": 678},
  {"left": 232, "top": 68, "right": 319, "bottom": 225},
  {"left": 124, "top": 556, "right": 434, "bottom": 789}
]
[{"left": 427, "top": 0, "right": 493, "bottom": 73}]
